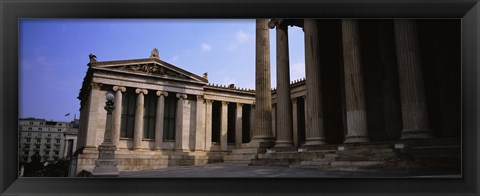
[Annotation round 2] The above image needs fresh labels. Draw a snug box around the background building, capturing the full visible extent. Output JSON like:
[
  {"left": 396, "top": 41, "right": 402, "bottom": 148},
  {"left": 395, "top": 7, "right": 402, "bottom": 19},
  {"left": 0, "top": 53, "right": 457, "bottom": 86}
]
[{"left": 19, "top": 118, "right": 78, "bottom": 163}]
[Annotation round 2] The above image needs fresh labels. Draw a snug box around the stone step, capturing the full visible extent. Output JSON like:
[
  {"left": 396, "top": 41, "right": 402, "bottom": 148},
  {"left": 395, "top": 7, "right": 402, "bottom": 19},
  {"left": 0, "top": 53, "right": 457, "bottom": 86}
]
[
  {"left": 330, "top": 161, "right": 386, "bottom": 167},
  {"left": 250, "top": 158, "right": 300, "bottom": 166},
  {"left": 300, "top": 160, "right": 330, "bottom": 166},
  {"left": 224, "top": 154, "right": 257, "bottom": 161},
  {"left": 231, "top": 148, "right": 263, "bottom": 154}
]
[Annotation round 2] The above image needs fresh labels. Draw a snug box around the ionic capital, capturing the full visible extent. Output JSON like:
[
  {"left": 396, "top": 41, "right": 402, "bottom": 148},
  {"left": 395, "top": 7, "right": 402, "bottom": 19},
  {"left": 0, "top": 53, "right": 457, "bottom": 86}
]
[
  {"left": 204, "top": 99, "right": 213, "bottom": 104},
  {"left": 196, "top": 95, "right": 204, "bottom": 101},
  {"left": 156, "top": 91, "right": 168, "bottom": 97},
  {"left": 176, "top": 93, "right": 187, "bottom": 99},
  {"left": 135, "top": 88, "right": 148, "bottom": 95},
  {"left": 291, "top": 97, "right": 298, "bottom": 103},
  {"left": 221, "top": 101, "right": 229, "bottom": 106},
  {"left": 113, "top": 86, "right": 126, "bottom": 92},
  {"left": 236, "top": 103, "right": 243, "bottom": 107}
]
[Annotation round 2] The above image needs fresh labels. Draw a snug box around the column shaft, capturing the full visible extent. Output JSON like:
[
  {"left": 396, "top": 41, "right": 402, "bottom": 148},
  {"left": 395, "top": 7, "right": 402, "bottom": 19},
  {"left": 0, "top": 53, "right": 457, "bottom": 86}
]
[
  {"left": 133, "top": 89, "right": 147, "bottom": 150},
  {"left": 195, "top": 96, "right": 206, "bottom": 151},
  {"left": 220, "top": 101, "right": 228, "bottom": 151},
  {"left": 304, "top": 19, "right": 326, "bottom": 145},
  {"left": 175, "top": 94, "right": 187, "bottom": 150},
  {"left": 292, "top": 98, "right": 299, "bottom": 147},
  {"left": 154, "top": 91, "right": 167, "bottom": 150},
  {"left": 205, "top": 100, "right": 213, "bottom": 150},
  {"left": 235, "top": 103, "right": 243, "bottom": 148},
  {"left": 252, "top": 19, "right": 274, "bottom": 147},
  {"left": 275, "top": 23, "right": 294, "bottom": 147},
  {"left": 112, "top": 86, "right": 125, "bottom": 148},
  {"left": 272, "top": 104, "right": 276, "bottom": 138},
  {"left": 342, "top": 19, "right": 370, "bottom": 143},
  {"left": 393, "top": 19, "right": 432, "bottom": 139}
]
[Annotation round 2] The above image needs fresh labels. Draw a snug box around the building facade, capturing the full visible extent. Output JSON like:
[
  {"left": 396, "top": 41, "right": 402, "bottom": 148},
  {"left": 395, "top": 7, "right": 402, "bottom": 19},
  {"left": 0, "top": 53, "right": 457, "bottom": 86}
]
[
  {"left": 75, "top": 19, "right": 461, "bottom": 174},
  {"left": 18, "top": 118, "right": 78, "bottom": 163}
]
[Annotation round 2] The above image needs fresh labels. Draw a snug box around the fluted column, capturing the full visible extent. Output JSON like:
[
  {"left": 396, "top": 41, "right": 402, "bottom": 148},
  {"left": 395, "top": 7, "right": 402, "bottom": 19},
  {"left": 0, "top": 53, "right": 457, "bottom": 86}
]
[
  {"left": 195, "top": 95, "right": 206, "bottom": 151},
  {"left": 205, "top": 99, "right": 213, "bottom": 150},
  {"left": 272, "top": 104, "right": 276, "bottom": 138},
  {"left": 235, "top": 103, "right": 243, "bottom": 148},
  {"left": 133, "top": 88, "right": 148, "bottom": 150},
  {"left": 292, "top": 98, "right": 299, "bottom": 147},
  {"left": 252, "top": 18, "right": 275, "bottom": 147},
  {"left": 378, "top": 21, "right": 402, "bottom": 140},
  {"left": 304, "top": 19, "right": 326, "bottom": 145},
  {"left": 112, "top": 86, "right": 126, "bottom": 148},
  {"left": 154, "top": 91, "right": 168, "bottom": 150},
  {"left": 275, "top": 22, "right": 294, "bottom": 147},
  {"left": 175, "top": 93, "right": 187, "bottom": 150},
  {"left": 220, "top": 101, "right": 228, "bottom": 151},
  {"left": 342, "top": 19, "right": 370, "bottom": 143},
  {"left": 393, "top": 19, "right": 433, "bottom": 139}
]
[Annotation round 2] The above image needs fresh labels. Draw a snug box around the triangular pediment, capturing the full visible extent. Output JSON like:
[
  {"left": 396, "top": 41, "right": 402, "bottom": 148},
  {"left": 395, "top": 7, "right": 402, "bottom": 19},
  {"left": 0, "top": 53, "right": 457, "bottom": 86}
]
[{"left": 90, "top": 58, "right": 208, "bottom": 83}]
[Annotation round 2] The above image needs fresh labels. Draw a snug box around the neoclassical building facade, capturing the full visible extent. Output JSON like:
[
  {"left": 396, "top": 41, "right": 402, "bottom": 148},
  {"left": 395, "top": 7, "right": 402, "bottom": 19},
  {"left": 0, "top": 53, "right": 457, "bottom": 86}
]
[{"left": 74, "top": 19, "right": 460, "bottom": 174}]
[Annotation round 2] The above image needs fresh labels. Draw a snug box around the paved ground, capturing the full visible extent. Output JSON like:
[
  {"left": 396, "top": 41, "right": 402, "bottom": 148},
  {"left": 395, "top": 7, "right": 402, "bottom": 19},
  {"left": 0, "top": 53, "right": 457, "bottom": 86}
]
[{"left": 119, "top": 163, "right": 461, "bottom": 178}]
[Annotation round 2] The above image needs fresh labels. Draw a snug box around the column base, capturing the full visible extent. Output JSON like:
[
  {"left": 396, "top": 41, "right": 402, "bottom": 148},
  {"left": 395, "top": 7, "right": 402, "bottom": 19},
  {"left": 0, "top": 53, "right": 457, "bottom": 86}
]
[
  {"left": 248, "top": 137, "right": 275, "bottom": 148},
  {"left": 400, "top": 129, "right": 433, "bottom": 139},
  {"left": 344, "top": 135, "right": 370, "bottom": 143},
  {"left": 274, "top": 140, "right": 294, "bottom": 147},
  {"left": 304, "top": 137, "right": 326, "bottom": 145}
]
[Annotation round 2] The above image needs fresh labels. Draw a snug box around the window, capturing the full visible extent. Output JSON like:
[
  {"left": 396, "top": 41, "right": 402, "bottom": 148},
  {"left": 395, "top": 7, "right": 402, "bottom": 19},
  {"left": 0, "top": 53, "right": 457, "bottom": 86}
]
[
  {"left": 28, "top": 127, "right": 32, "bottom": 130},
  {"left": 59, "top": 123, "right": 62, "bottom": 126},
  {"left": 27, "top": 133, "right": 31, "bottom": 136},
  {"left": 36, "top": 139, "right": 41, "bottom": 143},
  {"left": 143, "top": 93, "right": 157, "bottom": 139},
  {"left": 24, "top": 151, "right": 28, "bottom": 155},
  {"left": 56, "top": 139, "right": 60, "bottom": 143},
  {"left": 120, "top": 91, "right": 136, "bottom": 138},
  {"left": 47, "top": 134, "right": 51, "bottom": 137},
  {"left": 163, "top": 93, "right": 177, "bottom": 141},
  {"left": 54, "top": 151, "right": 59, "bottom": 155},
  {"left": 29, "top": 122, "right": 33, "bottom": 125},
  {"left": 38, "top": 128, "right": 42, "bottom": 131},
  {"left": 40, "top": 122, "right": 43, "bottom": 125},
  {"left": 35, "top": 145, "right": 40, "bottom": 149},
  {"left": 26, "top": 139, "right": 31, "bottom": 143},
  {"left": 57, "top": 129, "right": 62, "bottom": 131},
  {"left": 46, "top": 139, "right": 51, "bottom": 143}
]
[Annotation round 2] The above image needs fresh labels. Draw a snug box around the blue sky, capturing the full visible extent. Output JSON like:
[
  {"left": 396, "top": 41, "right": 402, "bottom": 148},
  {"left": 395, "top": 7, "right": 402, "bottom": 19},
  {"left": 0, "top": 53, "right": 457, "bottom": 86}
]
[{"left": 19, "top": 19, "right": 305, "bottom": 122}]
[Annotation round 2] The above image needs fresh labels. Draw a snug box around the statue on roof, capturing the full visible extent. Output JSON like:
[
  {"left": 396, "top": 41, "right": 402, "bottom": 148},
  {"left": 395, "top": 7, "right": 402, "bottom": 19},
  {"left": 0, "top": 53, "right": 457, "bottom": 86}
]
[
  {"left": 150, "top": 48, "right": 159, "bottom": 59},
  {"left": 89, "top": 53, "right": 97, "bottom": 63},
  {"left": 203, "top": 72, "right": 208, "bottom": 79}
]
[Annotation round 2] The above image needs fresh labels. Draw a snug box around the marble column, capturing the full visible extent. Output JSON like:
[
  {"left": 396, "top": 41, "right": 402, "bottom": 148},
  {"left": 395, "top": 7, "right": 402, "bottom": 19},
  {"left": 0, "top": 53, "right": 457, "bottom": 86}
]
[
  {"left": 292, "top": 98, "right": 299, "bottom": 147},
  {"left": 133, "top": 88, "right": 147, "bottom": 150},
  {"left": 272, "top": 104, "right": 276, "bottom": 138},
  {"left": 275, "top": 22, "right": 294, "bottom": 147},
  {"left": 304, "top": 19, "right": 326, "bottom": 145},
  {"left": 235, "top": 103, "right": 243, "bottom": 148},
  {"left": 341, "top": 19, "right": 370, "bottom": 143},
  {"left": 249, "top": 104, "right": 255, "bottom": 142},
  {"left": 252, "top": 18, "right": 275, "bottom": 147},
  {"left": 378, "top": 21, "right": 402, "bottom": 140},
  {"left": 393, "top": 19, "right": 433, "bottom": 139},
  {"left": 175, "top": 93, "right": 187, "bottom": 150},
  {"left": 112, "top": 86, "right": 126, "bottom": 149},
  {"left": 220, "top": 101, "right": 229, "bottom": 151},
  {"left": 154, "top": 91, "right": 168, "bottom": 150},
  {"left": 204, "top": 99, "right": 213, "bottom": 150},
  {"left": 195, "top": 95, "right": 206, "bottom": 151}
]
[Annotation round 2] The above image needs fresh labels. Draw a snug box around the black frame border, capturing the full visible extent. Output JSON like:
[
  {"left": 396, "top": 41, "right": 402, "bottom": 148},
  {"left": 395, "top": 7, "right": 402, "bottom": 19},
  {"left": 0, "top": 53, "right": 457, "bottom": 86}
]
[{"left": 1, "top": 0, "right": 479, "bottom": 195}]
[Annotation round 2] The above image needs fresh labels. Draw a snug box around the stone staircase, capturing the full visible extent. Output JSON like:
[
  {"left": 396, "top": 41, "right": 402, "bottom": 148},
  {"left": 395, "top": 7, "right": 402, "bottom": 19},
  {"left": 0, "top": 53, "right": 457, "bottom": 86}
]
[
  {"left": 249, "top": 138, "right": 461, "bottom": 172},
  {"left": 223, "top": 148, "right": 263, "bottom": 164}
]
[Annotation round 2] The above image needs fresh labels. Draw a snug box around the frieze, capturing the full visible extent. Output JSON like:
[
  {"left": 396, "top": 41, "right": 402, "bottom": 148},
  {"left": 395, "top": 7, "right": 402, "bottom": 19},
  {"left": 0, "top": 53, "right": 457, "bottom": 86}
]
[{"left": 116, "top": 63, "right": 188, "bottom": 79}]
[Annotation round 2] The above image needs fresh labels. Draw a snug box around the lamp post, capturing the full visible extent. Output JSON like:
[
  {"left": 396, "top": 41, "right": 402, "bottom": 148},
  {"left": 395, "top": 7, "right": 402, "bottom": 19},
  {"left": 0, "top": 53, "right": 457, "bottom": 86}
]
[{"left": 92, "top": 92, "right": 119, "bottom": 177}]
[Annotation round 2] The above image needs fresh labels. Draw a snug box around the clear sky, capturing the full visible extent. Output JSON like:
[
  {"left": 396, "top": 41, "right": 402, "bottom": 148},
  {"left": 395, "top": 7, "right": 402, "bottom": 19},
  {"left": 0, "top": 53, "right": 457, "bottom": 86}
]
[{"left": 19, "top": 19, "right": 305, "bottom": 122}]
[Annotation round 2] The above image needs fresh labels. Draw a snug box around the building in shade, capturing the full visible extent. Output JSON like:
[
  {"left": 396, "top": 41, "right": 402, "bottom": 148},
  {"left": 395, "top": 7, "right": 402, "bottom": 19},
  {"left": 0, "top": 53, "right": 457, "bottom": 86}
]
[
  {"left": 74, "top": 19, "right": 461, "bottom": 175},
  {"left": 18, "top": 118, "right": 78, "bottom": 163}
]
